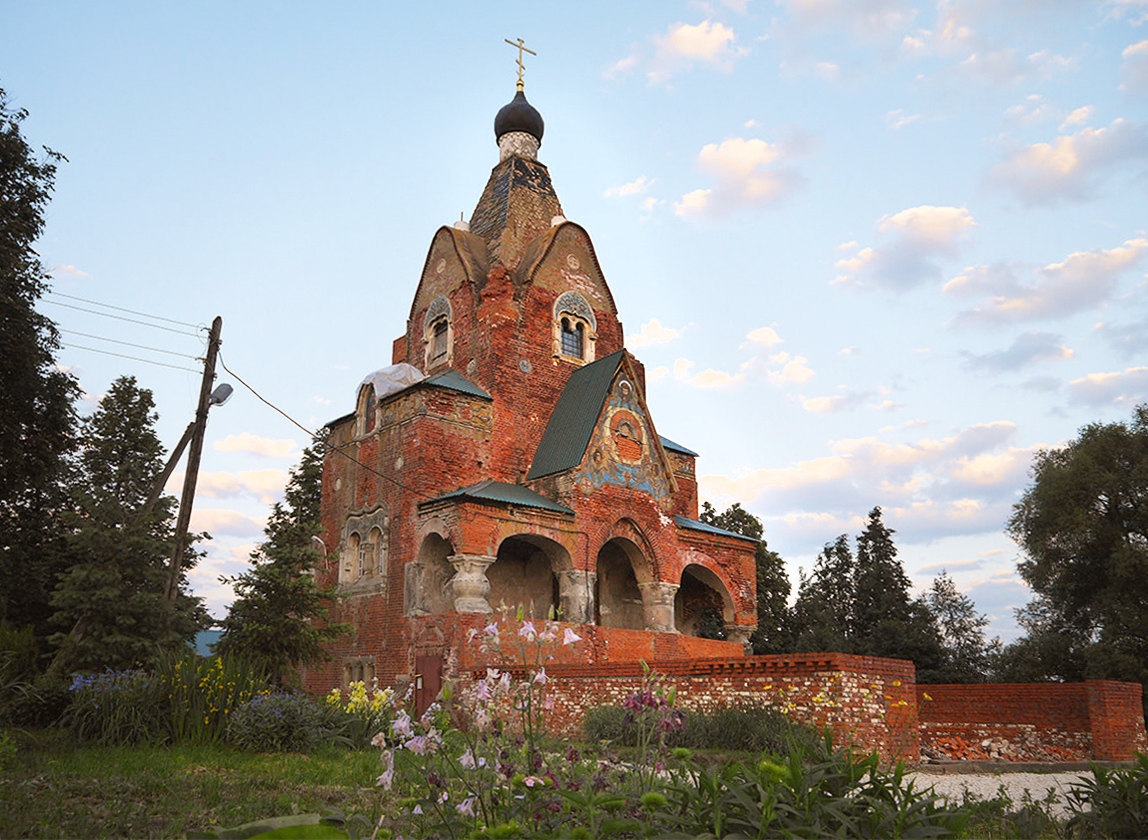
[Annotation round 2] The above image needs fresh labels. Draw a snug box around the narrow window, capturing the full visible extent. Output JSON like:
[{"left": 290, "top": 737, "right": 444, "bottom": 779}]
[
  {"left": 432, "top": 319, "right": 448, "bottom": 360},
  {"left": 560, "top": 318, "right": 584, "bottom": 359}
]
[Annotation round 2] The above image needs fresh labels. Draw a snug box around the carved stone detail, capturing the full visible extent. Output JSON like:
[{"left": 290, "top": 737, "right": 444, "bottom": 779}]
[
  {"left": 725, "top": 624, "right": 755, "bottom": 655},
  {"left": 558, "top": 570, "right": 597, "bottom": 624},
  {"left": 448, "top": 554, "right": 497, "bottom": 614}
]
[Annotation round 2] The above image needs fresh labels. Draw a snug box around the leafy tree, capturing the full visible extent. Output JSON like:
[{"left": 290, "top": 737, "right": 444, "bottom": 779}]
[
  {"left": 1003, "top": 405, "right": 1148, "bottom": 694},
  {"left": 216, "top": 436, "right": 350, "bottom": 685},
  {"left": 920, "top": 571, "right": 999, "bottom": 683},
  {"left": 0, "top": 87, "right": 79, "bottom": 641},
  {"left": 699, "top": 502, "right": 793, "bottom": 653},
  {"left": 48, "top": 376, "right": 208, "bottom": 672}
]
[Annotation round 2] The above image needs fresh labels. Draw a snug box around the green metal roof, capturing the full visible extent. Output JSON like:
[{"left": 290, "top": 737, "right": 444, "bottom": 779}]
[
  {"left": 674, "top": 515, "right": 759, "bottom": 543},
  {"left": 659, "top": 435, "right": 698, "bottom": 457},
  {"left": 526, "top": 349, "right": 627, "bottom": 480},
  {"left": 422, "top": 480, "right": 573, "bottom": 515},
  {"left": 421, "top": 369, "right": 492, "bottom": 400}
]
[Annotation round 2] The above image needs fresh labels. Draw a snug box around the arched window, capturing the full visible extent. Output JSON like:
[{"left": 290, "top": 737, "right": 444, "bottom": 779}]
[
  {"left": 358, "top": 385, "right": 377, "bottom": 435},
  {"left": 423, "top": 295, "right": 453, "bottom": 371},
  {"left": 553, "top": 291, "right": 596, "bottom": 363}
]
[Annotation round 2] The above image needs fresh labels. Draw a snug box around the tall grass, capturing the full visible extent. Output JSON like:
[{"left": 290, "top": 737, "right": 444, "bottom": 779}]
[{"left": 157, "top": 650, "right": 269, "bottom": 744}]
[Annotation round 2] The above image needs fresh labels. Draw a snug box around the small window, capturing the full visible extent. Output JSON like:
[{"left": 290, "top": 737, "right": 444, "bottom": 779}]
[
  {"left": 432, "top": 319, "right": 448, "bottom": 360},
  {"left": 560, "top": 318, "right": 584, "bottom": 359},
  {"left": 341, "top": 533, "right": 361, "bottom": 583}
]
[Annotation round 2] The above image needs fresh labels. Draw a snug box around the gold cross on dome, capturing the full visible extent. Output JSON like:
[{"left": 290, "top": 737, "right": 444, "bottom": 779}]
[{"left": 504, "top": 37, "right": 537, "bottom": 91}]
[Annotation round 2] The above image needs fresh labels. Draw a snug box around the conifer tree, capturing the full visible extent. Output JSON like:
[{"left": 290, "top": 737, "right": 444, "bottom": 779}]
[
  {"left": 216, "top": 436, "right": 350, "bottom": 685},
  {"left": 792, "top": 534, "right": 855, "bottom": 653},
  {"left": 48, "top": 376, "right": 208, "bottom": 672},
  {"left": 0, "top": 87, "right": 79, "bottom": 641}
]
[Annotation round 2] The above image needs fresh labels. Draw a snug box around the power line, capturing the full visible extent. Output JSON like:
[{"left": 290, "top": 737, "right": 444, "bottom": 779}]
[
  {"left": 44, "top": 300, "right": 200, "bottom": 337},
  {"left": 59, "top": 329, "right": 198, "bottom": 360},
  {"left": 218, "top": 351, "right": 435, "bottom": 502},
  {"left": 60, "top": 342, "right": 200, "bottom": 373},
  {"left": 47, "top": 291, "right": 199, "bottom": 329}
]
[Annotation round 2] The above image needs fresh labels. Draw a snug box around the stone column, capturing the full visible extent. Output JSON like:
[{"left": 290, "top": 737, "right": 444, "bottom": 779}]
[
  {"left": 639, "top": 582, "right": 679, "bottom": 633},
  {"left": 725, "top": 624, "right": 755, "bottom": 655},
  {"left": 558, "top": 570, "right": 596, "bottom": 624},
  {"left": 448, "top": 554, "right": 496, "bottom": 614}
]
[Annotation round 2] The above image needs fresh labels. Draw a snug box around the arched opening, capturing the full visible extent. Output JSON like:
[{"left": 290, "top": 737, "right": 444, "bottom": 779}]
[
  {"left": 358, "top": 385, "right": 377, "bottom": 435},
  {"left": 362, "top": 526, "right": 384, "bottom": 578},
  {"left": 406, "top": 533, "right": 455, "bottom": 615},
  {"left": 675, "top": 564, "right": 734, "bottom": 639},
  {"left": 487, "top": 534, "right": 568, "bottom": 619},
  {"left": 595, "top": 537, "right": 648, "bottom": 630}
]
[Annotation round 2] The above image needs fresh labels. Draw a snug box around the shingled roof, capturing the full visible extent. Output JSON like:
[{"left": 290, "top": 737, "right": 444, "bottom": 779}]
[
  {"left": 469, "top": 156, "right": 563, "bottom": 271},
  {"left": 526, "top": 350, "right": 627, "bottom": 480}
]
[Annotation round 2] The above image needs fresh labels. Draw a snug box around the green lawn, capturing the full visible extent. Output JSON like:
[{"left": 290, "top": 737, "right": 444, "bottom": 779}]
[{"left": 0, "top": 732, "right": 384, "bottom": 839}]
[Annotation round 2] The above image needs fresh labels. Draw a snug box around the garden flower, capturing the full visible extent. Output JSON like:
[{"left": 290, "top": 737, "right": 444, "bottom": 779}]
[
  {"left": 376, "top": 750, "right": 395, "bottom": 790},
  {"left": 532, "top": 668, "right": 549, "bottom": 685},
  {"left": 523, "top": 775, "right": 544, "bottom": 788},
  {"left": 392, "top": 709, "right": 413, "bottom": 738},
  {"left": 518, "top": 621, "right": 537, "bottom": 639},
  {"left": 458, "top": 748, "right": 486, "bottom": 769},
  {"left": 456, "top": 797, "right": 476, "bottom": 817},
  {"left": 562, "top": 627, "right": 581, "bottom": 645}
]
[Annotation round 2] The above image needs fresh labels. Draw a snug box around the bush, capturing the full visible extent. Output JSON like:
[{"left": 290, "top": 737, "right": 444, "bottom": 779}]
[
  {"left": 2, "top": 673, "right": 72, "bottom": 728},
  {"left": 66, "top": 670, "right": 168, "bottom": 746},
  {"left": 585, "top": 703, "right": 823, "bottom": 757},
  {"left": 1067, "top": 753, "right": 1148, "bottom": 839},
  {"left": 323, "top": 681, "right": 394, "bottom": 750},
  {"left": 226, "top": 691, "right": 327, "bottom": 752},
  {"left": 157, "top": 650, "right": 269, "bottom": 745}
]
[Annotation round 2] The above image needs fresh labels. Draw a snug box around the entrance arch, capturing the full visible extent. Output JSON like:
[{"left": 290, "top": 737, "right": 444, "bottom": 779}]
[
  {"left": 487, "top": 534, "right": 570, "bottom": 619},
  {"left": 595, "top": 537, "right": 649, "bottom": 630},
  {"left": 675, "top": 563, "right": 735, "bottom": 638},
  {"left": 406, "top": 532, "right": 455, "bottom": 615}
]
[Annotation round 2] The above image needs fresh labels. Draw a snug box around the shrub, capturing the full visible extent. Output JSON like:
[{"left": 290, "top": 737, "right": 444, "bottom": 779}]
[
  {"left": 323, "top": 680, "right": 394, "bottom": 750},
  {"left": 2, "top": 673, "right": 72, "bottom": 729},
  {"left": 226, "top": 691, "right": 327, "bottom": 752},
  {"left": 1067, "top": 753, "right": 1148, "bottom": 839},
  {"left": 66, "top": 670, "right": 167, "bottom": 746}
]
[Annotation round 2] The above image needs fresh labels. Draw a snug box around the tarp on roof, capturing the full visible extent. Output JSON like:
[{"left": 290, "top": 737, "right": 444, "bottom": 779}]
[
  {"left": 422, "top": 480, "right": 573, "bottom": 515},
  {"left": 526, "top": 350, "right": 626, "bottom": 480},
  {"left": 360, "top": 363, "right": 424, "bottom": 400},
  {"left": 674, "top": 515, "right": 759, "bottom": 543}
]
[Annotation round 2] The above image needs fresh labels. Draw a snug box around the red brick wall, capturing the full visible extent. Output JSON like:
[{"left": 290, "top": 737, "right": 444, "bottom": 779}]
[
  {"left": 917, "top": 681, "right": 1147, "bottom": 761},
  {"left": 463, "top": 651, "right": 919, "bottom": 762}
]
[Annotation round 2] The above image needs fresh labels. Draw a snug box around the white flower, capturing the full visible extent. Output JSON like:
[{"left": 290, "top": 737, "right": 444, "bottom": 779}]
[
  {"left": 376, "top": 750, "right": 395, "bottom": 790},
  {"left": 533, "top": 668, "right": 550, "bottom": 685},
  {"left": 392, "top": 709, "right": 413, "bottom": 739},
  {"left": 518, "top": 621, "right": 537, "bottom": 639},
  {"left": 456, "top": 797, "right": 476, "bottom": 817},
  {"left": 562, "top": 628, "right": 582, "bottom": 646}
]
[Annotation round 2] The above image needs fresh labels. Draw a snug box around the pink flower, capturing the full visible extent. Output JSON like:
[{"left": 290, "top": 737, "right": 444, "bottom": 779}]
[
  {"left": 456, "top": 797, "right": 476, "bottom": 817},
  {"left": 392, "top": 710, "right": 413, "bottom": 739},
  {"left": 523, "top": 775, "right": 545, "bottom": 788},
  {"left": 518, "top": 621, "right": 537, "bottom": 639},
  {"left": 543, "top": 695, "right": 555, "bottom": 710},
  {"left": 371, "top": 731, "right": 388, "bottom": 748},
  {"left": 412, "top": 804, "right": 423, "bottom": 815},
  {"left": 376, "top": 750, "right": 395, "bottom": 790},
  {"left": 533, "top": 668, "right": 549, "bottom": 685},
  {"left": 562, "top": 628, "right": 582, "bottom": 646}
]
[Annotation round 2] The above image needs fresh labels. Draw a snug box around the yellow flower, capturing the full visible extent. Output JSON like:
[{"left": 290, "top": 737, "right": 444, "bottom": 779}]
[
  {"left": 892, "top": 680, "right": 902, "bottom": 687},
  {"left": 922, "top": 692, "right": 933, "bottom": 702}
]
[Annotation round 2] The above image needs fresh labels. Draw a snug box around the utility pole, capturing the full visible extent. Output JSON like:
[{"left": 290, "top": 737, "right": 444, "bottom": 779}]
[{"left": 165, "top": 315, "right": 223, "bottom": 601}]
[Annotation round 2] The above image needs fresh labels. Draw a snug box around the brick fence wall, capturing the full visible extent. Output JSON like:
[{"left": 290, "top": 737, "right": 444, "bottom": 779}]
[
  {"left": 917, "top": 681, "right": 1147, "bottom": 761},
  {"left": 472, "top": 653, "right": 921, "bottom": 762}
]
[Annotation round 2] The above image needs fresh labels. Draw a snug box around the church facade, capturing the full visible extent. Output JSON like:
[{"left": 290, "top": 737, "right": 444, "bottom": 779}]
[{"left": 303, "top": 83, "right": 758, "bottom": 708}]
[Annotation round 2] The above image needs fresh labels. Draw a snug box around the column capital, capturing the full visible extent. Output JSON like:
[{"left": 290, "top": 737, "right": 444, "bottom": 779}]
[{"left": 448, "top": 554, "right": 496, "bottom": 614}]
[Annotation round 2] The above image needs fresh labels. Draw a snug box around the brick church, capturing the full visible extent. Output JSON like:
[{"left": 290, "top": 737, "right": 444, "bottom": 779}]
[{"left": 304, "top": 75, "right": 759, "bottom": 709}]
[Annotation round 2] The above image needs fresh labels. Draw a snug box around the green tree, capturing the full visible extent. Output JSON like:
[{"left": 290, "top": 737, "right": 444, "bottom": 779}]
[
  {"left": 920, "top": 571, "right": 999, "bottom": 683},
  {"left": 1003, "top": 405, "right": 1148, "bottom": 693},
  {"left": 699, "top": 501, "right": 793, "bottom": 653},
  {"left": 48, "top": 377, "right": 207, "bottom": 672},
  {"left": 0, "top": 87, "right": 79, "bottom": 642},
  {"left": 792, "top": 534, "right": 855, "bottom": 653},
  {"left": 216, "top": 436, "right": 350, "bottom": 685}
]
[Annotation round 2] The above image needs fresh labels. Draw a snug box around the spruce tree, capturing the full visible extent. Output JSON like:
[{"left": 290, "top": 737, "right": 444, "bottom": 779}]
[
  {"left": 49, "top": 376, "right": 207, "bottom": 672},
  {"left": 216, "top": 436, "right": 350, "bottom": 685}
]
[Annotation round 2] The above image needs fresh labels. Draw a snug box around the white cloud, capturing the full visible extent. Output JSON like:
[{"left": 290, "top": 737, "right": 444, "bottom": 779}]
[
  {"left": 961, "top": 331, "right": 1074, "bottom": 372},
  {"left": 628, "top": 318, "right": 686, "bottom": 347},
  {"left": 1105, "top": 0, "right": 1148, "bottom": 25},
  {"left": 800, "top": 389, "right": 869, "bottom": 413},
  {"left": 948, "top": 238, "right": 1148, "bottom": 324},
  {"left": 172, "top": 468, "right": 290, "bottom": 505},
  {"left": 603, "top": 54, "right": 638, "bottom": 79},
  {"left": 834, "top": 205, "right": 977, "bottom": 291},
  {"left": 604, "top": 176, "right": 653, "bottom": 198},
  {"left": 813, "top": 61, "right": 840, "bottom": 81},
  {"left": 190, "top": 508, "right": 265, "bottom": 538},
  {"left": 49, "top": 264, "right": 91, "bottom": 279},
  {"left": 1005, "top": 94, "right": 1057, "bottom": 125},
  {"left": 885, "top": 109, "right": 920, "bottom": 129},
  {"left": 1068, "top": 366, "right": 1148, "bottom": 405},
  {"left": 1059, "top": 105, "right": 1094, "bottom": 132},
  {"left": 648, "top": 20, "right": 746, "bottom": 84},
  {"left": 213, "top": 432, "right": 297, "bottom": 458},
  {"left": 986, "top": 119, "right": 1148, "bottom": 204},
  {"left": 675, "top": 135, "right": 809, "bottom": 219},
  {"left": 673, "top": 358, "right": 745, "bottom": 388},
  {"left": 776, "top": 0, "right": 917, "bottom": 37},
  {"left": 1122, "top": 40, "right": 1148, "bottom": 97},
  {"left": 743, "top": 326, "right": 783, "bottom": 348},
  {"left": 765, "top": 351, "right": 816, "bottom": 385}
]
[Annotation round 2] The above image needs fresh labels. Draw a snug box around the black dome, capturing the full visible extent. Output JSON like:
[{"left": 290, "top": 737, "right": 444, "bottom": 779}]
[{"left": 494, "top": 90, "right": 544, "bottom": 143}]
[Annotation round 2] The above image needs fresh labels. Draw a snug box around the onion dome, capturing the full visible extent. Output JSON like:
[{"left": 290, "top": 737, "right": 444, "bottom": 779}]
[{"left": 494, "top": 89, "right": 544, "bottom": 145}]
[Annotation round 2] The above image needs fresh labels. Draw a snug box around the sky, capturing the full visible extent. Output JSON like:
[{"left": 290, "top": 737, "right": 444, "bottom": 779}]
[{"left": 4, "top": 0, "right": 1147, "bottom": 642}]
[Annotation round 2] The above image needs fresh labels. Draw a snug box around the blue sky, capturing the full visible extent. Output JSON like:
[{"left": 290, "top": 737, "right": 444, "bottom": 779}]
[{"left": 4, "top": 1, "right": 1147, "bottom": 641}]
